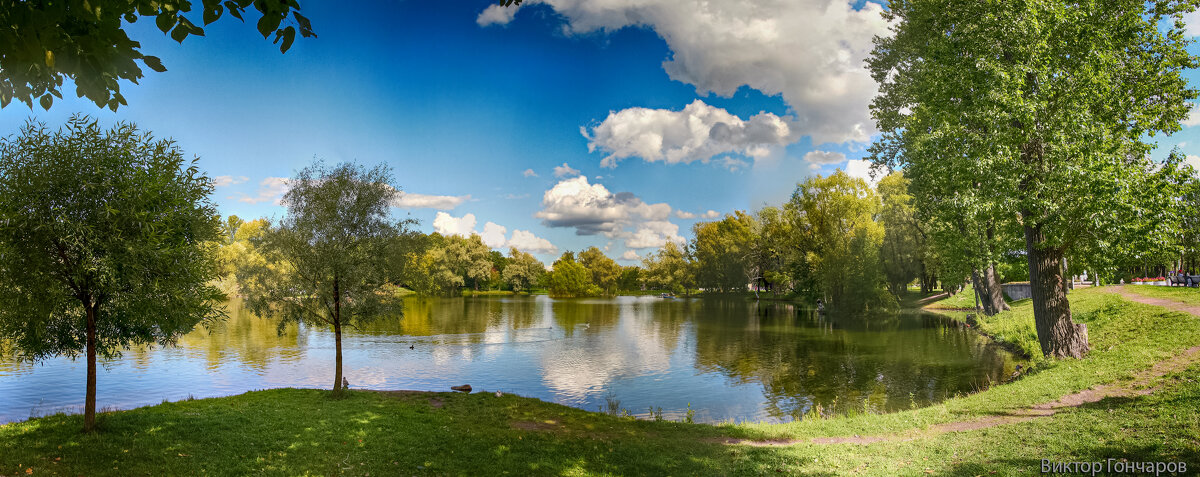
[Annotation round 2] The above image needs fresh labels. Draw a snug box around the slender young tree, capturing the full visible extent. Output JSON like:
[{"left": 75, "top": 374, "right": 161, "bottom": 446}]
[
  {"left": 0, "top": 116, "right": 225, "bottom": 431},
  {"left": 240, "top": 161, "right": 409, "bottom": 396},
  {"left": 869, "top": 0, "right": 1197, "bottom": 357}
]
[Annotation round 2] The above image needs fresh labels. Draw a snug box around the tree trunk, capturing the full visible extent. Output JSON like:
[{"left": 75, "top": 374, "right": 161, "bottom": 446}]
[
  {"left": 972, "top": 263, "right": 1010, "bottom": 316},
  {"left": 84, "top": 302, "right": 97, "bottom": 432},
  {"left": 333, "top": 276, "right": 343, "bottom": 396},
  {"left": 1024, "top": 222, "right": 1089, "bottom": 358}
]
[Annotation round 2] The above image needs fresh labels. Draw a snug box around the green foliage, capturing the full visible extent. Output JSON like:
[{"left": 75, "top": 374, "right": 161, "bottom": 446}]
[
  {"left": 578, "top": 246, "right": 621, "bottom": 295},
  {"left": 788, "top": 171, "right": 890, "bottom": 310},
  {"left": 0, "top": 115, "right": 225, "bottom": 359},
  {"left": 869, "top": 0, "right": 1198, "bottom": 297},
  {"left": 0, "top": 116, "right": 224, "bottom": 430},
  {"left": 691, "top": 211, "right": 757, "bottom": 292},
  {"left": 238, "top": 161, "right": 409, "bottom": 393},
  {"left": 0, "top": 1, "right": 315, "bottom": 111},
  {"left": 546, "top": 253, "right": 597, "bottom": 297},
  {"left": 641, "top": 241, "right": 695, "bottom": 295},
  {"left": 501, "top": 248, "right": 544, "bottom": 292},
  {"left": 876, "top": 172, "right": 925, "bottom": 296}
]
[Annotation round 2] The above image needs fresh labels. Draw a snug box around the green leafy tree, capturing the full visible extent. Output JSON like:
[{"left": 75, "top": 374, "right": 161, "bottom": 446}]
[
  {"left": 691, "top": 212, "right": 757, "bottom": 293},
  {"left": 617, "top": 265, "right": 642, "bottom": 292},
  {"left": 0, "top": 116, "right": 224, "bottom": 431},
  {"left": 502, "top": 248, "right": 545, "bottom": 292},
  {"left": 578, "top": 246, "right": 621, "bottom": 295},
  {"left": 239, "top": 161, "right": 408, "bottom": 396},
  {"left": 788, "top": 171, "right": 889, "bottom": 310},
  {"left": 1, "top": 0, "right": 315, "bottom": 111},
  {"left": 547, "top": 252, "right": 596, "bottom": 297},
  {"left": 409, "top": 235, "right": 464, "bottom": 296},
  {"left": 641, "top": 241, "right": 695, "bottom": 295},
  {"left": 869, "top": 0, "right": 1196, "bottom": 357},
  {"left": 877, "top": 172, "right": 925, "bottom": 297}
]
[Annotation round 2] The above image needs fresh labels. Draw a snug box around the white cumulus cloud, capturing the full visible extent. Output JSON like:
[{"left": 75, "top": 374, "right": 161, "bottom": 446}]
[
  {"left": 523, "top": 168, "right": 539, "bottom": 178},
  {"left": 620, "top": 250, "right": 640, "bottom": 261},
  {"left": 844, "top": 159, "right": 882, "bottom": 188},
  {"left": 535, "top": 176, "right": 682, "bottom": 251},
  {"left": 482, "top": 0, "right": 890, "bottom": 148},
  {"left": 433, "top": 212, "right": 478, "bottom": 237},
  {"left": 237, "top": 177, "right": 289, "bottom": 204},
  {"left": 477, "top": 4, "right": 520, "bottom": 26},
  {"left": 432, "top": 213, "right": 559, "bottom": 254},
  {"left": 553, "top": 162, "right": 581, "bottom": 177},
  {"left": 804, "top": 150, "right": 847, "bottom": 165},
  {"left": 393, "top": 192, "right": 470, "bottom": 210},
  {"left": 212, "top": 175, "right": 248, "bottom": 187},
  {"left": 508, "top": 229, "right": 559, "bottom": 254},
  {"left": 584, "top": 100, "right": 791, "bottom": 168},
  {"left": 674, "top": 209, "right": 720, "bottom": 220},
  {"left": 1183, "top": 103, "right": 1200, "bottom": 127}
]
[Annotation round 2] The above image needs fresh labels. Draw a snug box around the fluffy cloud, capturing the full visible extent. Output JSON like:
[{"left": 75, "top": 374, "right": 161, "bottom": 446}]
[
  {"left": 620, "top": 250, "right": 640, "bottom": 261},
  {"left": 584, "top": 100, "right": 791, "bottom": 168},
  {"left": 535, "top": 176, "right": 682, "bottom": 250},
  {"left": 508, "top": 229, "right": 559, "bottom": 254},
  {"left": 481, "top": 222, "right": 508, "bottom": 248},
  {"left": 535, "top": 176, "right": 671, "bottom": 235},
  {"left": 674, "top": 209, "right": 720, "bottom": 220},
  {"left": 393, "top": 192, "right": 470, "bottom": 210},
  {"left": 432, "top": 212, "right": 559, "bottom": 254},
  {"left": 523, "top": 168, "right": 539, "bottom": 178},
  {"left": 212, "top": 175, "right": 248, "bottom": 187},
  {"left": 433, "top": 212, "right": 478, "bottom": 237},
  {"left": 482, "top": 0, "right": 890, "bottom": 148},
  {"left": 553, "top": 162, "right": 581, "bottom": 177},
  {"left": 844, "top": 159, "right": 882, "bottom": 188},
  {"left": 624, "top": 220, "right": 685, "bottom": 249},
  {"left": 477, "top": 4, "right": 519, "bottom": 26},
  {"left": 803, "top": 150, "right": 847, "bottom": 165},
  {"left": 1183, "top": 104, "right": 1200, "bottom": 127},
  {"left": 237, "top": 177, "right": 289, "bottom": 204},
  {"left": 1186, "top": 155, "right": 1200, "bottom": 176}
]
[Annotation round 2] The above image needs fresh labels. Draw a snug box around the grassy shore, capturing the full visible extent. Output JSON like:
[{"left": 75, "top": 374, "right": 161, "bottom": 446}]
[{"left": 3, "top": 286, "right": 1199, "bottom": 476}]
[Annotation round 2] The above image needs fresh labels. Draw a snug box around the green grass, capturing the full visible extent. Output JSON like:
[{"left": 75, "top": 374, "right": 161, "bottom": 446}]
[
  {"left": 4, "top": 286, "right": 1199, "bottom": 476},
  {"left": 1121, "top": 285, "right": 1200, "bottom": 306}
]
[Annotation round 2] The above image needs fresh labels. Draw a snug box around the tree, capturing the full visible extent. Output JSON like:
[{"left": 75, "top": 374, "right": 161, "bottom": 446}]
[
  {"left": 788, "top": 171, "right": 889, "bottom": 310},
  {"left": 877, "top": 172, "right": 926, "bottom": 297},
  {"left": 869, "top": 0, "right": 1197, "bottom": 357},
  {"left": 546, "top": 252, "right": 596, "bottom": 297},
  {"left": 0, "top": 116, "right": 224, "bottom": 431},
  {"left": 641, "top": 241, "right": 695, "bottom": 295},
  {"left": 1, "top": 0, "right": 315, "bottom": 111},
  {"left": 239, "top": 161, "right": 408, "bottom": 396},
  {"left": 691, "top": 212, "right": 757, "bottom": 293},
  {"left": 502, "top": 248, "right": 544, "bottom": 292},
  {"left": 578, "top": 246, "right": 621, "bottom": 295}
]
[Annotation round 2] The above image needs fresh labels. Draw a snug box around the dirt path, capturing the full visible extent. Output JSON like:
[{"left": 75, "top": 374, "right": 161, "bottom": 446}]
[
  {"left": 719, "top": 289, "right": 1200, "bottom": 447},
  {"left": 1111, "top": 285, "right": 1200, "bottom": 316}
]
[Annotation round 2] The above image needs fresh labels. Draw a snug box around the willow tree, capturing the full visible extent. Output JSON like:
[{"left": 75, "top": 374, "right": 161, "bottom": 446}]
[
  {"left": 0, "top": 117, "right": 224, "bottom": 431},
  {"left": 869, "top": 0, "right": 1197, "bottom": 358},
  {"left": 240, "top": 162, "right": 408, "bottom": 396}
]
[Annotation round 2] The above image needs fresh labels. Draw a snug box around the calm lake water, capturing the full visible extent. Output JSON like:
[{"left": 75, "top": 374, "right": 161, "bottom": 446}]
[{"left": 0, "top": 296, "right": 1020, "bottom": 424}]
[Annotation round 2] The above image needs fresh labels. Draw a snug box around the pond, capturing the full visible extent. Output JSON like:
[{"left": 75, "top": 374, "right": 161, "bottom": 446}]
[{"left": 0, "top": 296, "right": 1021, "bottom": 424}]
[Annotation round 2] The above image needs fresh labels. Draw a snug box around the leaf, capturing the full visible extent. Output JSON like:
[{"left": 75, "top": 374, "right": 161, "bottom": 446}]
[
  {"left": 156, "top": 13, "right": 175, "bottom": 33},
  {"left": 171, "top": 24, "right": 189, "bottom": 43},
  {"left": 142, "top": 56, "right": 166, "bottom": 73},
  {"left": 256, "top": 13, "right": 282, "bottom": 38},
  {"left": 44, "top": 50, "right": 55, "bottom": 68},
  {"left": 39, "top": 94, "right": 52, "bottom": 110},
  {"left": 279, "top": 26, "right": 296, "bottom": 53},
  {"left": 203, "top": 4, "right": 223, "bottom": 25},
  {"left": 225, "top": 1, "right": 244, "bottom": 21}
]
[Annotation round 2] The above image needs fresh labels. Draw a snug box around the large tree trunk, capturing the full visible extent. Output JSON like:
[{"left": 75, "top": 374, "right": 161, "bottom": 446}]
[
  {"left": 333, "top": 276, "right": 343, "bottom": 396},
  {"left": 1024, "top": 222, "right": 1089, "bottom": 358},
  {"left": 84, "top": 302, "right": 97, "bottom": 432}
]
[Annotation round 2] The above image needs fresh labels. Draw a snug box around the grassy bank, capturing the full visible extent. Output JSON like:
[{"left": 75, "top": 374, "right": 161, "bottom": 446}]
[{"left": 3, "top": 286, "right": 1199, "bottom": 476}]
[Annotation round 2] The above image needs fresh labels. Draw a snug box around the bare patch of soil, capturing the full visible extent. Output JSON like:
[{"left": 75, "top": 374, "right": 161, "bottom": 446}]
[
  {"left": 511, "top": 420, "right": 560, "bottom": 432},
  {"left": 1112, "top": 286, "right": 1200, "bottom": 317}
]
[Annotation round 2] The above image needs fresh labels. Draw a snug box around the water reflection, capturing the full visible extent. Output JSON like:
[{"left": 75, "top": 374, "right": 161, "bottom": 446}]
[{"left": 0, "top": 296, "right": 1019, "bottom": 424}]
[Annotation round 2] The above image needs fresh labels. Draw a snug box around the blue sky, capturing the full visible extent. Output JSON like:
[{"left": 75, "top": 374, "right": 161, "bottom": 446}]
[{"left": 2, "top": 0, "right": 1199, "bottom": 265}]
